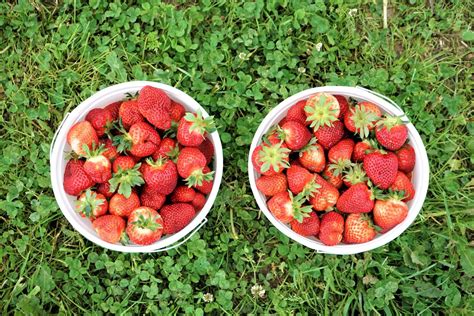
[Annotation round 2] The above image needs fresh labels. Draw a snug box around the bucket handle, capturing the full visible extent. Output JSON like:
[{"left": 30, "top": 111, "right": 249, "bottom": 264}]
[
  {"left": 50, "top": 112, "right": 71, "bottom": 161},
  {"left": 152, "top": 217, "right": 208, "bottom": 253},
  {"left": 355, "top": 86, "right": 410, "bottom": 123}
]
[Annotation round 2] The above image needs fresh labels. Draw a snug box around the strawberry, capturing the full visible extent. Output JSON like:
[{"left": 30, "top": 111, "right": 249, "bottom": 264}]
[
  {"left": 287, "top": 165, "right": 319, "bottom": 197},
  {"left": 280, "top": 121, "right": 311, "bottom": 150},
  {"left": 251, "top": 142, "right": 290, "bottom": 175},
  {"left": 100, "top": 138, "right": 119, "bottom": 161},
  {"left": 197, "top": 138, "right": 214, "bottom": 165},
  {"left": 343, "top": 164, "right": 367, "bottom": 187},
  {"left": 152, "top": 137, "right": 179, "bottom": 161},
  {"left": 97, "top": 182, "right": 114, "bottom": 198},
  {"left": 112, "top": 156, "right": 136, "bottom": 173},
  {"left": 126, "top": 207, "right": 164, "bottom": 245},
  {"left": 375, "top": 116, "right": 408, "bottom": 151},
  {"left": 318, "top": 212, "right": 344, "bottom": 246},
  {"left": 395, "top": 144, "right": 416, "bottom": 173},
  {"left": 256, "top": 173, "right": 287, "bottom": 196},
  {"left": 75, "top": 189, "right": 108, "bottom": 220},
  {"left": 389, "top": 171, "right": 415, "bottom": 201},
  {"left": 170, "top": 101, "right": 186, "bottom": 122},
  {"left": 334, "top": 95, "right": 349, "bottom": 118},
  {"left": 160, "top": 203, "right": 196, "bottom": 234},
  {"left": 177, "top": 112, "right": 216, "bottom": 147},
  {"left": 82, "top": 145, "right": 112, "bottom": 184},
  {"left": 278, "top": 117, "right": 289, "bottom": 127},
  {"left": 104, "top": 101, "right": 122, "bottom": 121},
  {"left": 109, "top": 163, "right": 144, "bottom": 198},
  {"left": 109, "top": 191, "right": 140, "bottom": 218},
  {"left": 137, "top": 86, "right": 172, "bottom": 130},
  {"left": 267, "top": 191, "right": 312, "bottom": 223},
  {"left": 291, "top": 212, "right": 320, "bottom": 236},
  {"left": 304, "top": 93, "right": 340, "bottom": 130},
  {"left": 328, "top": 139, "right": 354, "bottom": 163},
  {"left": 313, "top": 120, "right": 344, "bottom": 150},
  {"left": 191, "top": 192, "right": 206, "bottom": 211},
  {"left": 336, "top": 183, "right": 374, "bottom": 213},
  {"left": 114, "top": 121, "right": 161, "bottom": 158},
  {"left": 373, "top": 194, "right": 408, "bottom": 231},
  {"left": 171, "top": 186, "right": 196, "bottom": 203},
  {"left": 298, "top": 139, "right": 326, "bottom": 173},
  {"left": 344, "top": 102, "right": 382, "bottom": 138},
  {"left": 63, "top": 159, "right": 94, "bottom": 196},
  {"left": 193, "top": 166, "right": 213, "bottom": 194},
  {"left": 309, "top": 174, "right": 339, "bottom": 211},
  {"left": 119, "top": 100, "right": 144, "bottom": 129},
  {"left": 85, "top": 108, "right": 114, "bottom": 137},
  {"left": 322, "top": 164, "right": 343, "bottom": 189},
  {"left": 286, "top": 100, "right": 309, "bottom": 125},
  {"left": 352, "top": 140, "right": 373, "bottom": 162},
  {"left": 140, "top": 187, "right": 166, "bottom": 211},
  {"left": 141, "top": 157, "right": 178, "bottom": 195},
  {"left": 67, "top": 121, "right": 99, "bottom": 156},
  {"left": 177, "top": 147, "right": 215, "bottom": 186},
  {"left": 363, "top": 151, "right": 398, "bottom": 189},
  {"left": 92, "top": 215, "right": 126, "bottom": 244},
  {"left": 343, "top": 213, "right": 376, "bottom": 244}
]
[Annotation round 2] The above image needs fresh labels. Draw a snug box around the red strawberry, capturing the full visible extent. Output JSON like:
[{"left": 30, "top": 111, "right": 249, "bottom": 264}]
[
  {"left": 389, "top": 171, "right": 415, "bottom": 201},
  {"left": 251, "top": 142, "right": 290, "bottom": 175},
  {"left": 97, "top": 182, "right": 114, "bottom": 198},
  {"left": 140, "top": 187, "right": 166, "bottom": 211},
  {"left": 286, "top": 100, "right": 309, "bottom": 125},
  {"left": 328, "top": 139, "right": 354, "bottom": 163},
  {"left": 291, "top": 212, "right": 320, "bottom": 236},
  {"left": 177, "top": 147, "right": 215, "bottom": 186},
  {"left": 119, "top": 100, "right": 144, "bottom": 129},
  {"left": 197, "top": 138, "right": 214, "bottom": 165},
  {"left": 309, "top": 174, "right": 339, "bottom": 211},
  {"left": 313, "top": 120, "right": 344, "bottom": 150},
  {"left": 112, "top": 156, "right": 136, "bottom": 173},
  {"left": 193, "top": 166, "right": 213, "bottom": 194},
  {"left": 396, "top": 144, "right": 416, "bottom": 173},
  {"left": 114, "top": 121, "right": 161, "bottom": 157},
  {"left": 298, "top": 139, "right": 326, "bottom": 173},
  {"left": 287, "top": 164, "right": 318, "bottom": 197},
  {"left": 141, "top": 157, "right": 178, "bottom": 195},
  {"left": 322, "top": 164, "right": 343, "bottom": 189},
  {"left": 82, "top": 145, "right": 112, "bottom": 184},
  {"left": 104, "top": 101, "right": 122, "bottom": 121},
  {"left": 171, "top": 186, "right": 196, "bottom": 203},
  {"left": 109, "top": 192, "right": 140, "bottom": 218},
  {"left": 170, "top": 101, "right": 186, "bottom": 122},
  {"left": 191, "top": 193, "right": 206, "bottom": 211},
  {"left": 177, "top": 112, "right": 216, "bottom": 147},
  {"left": 85, "top": 108, "right": 114, "bottom": 137},
  {"left": 334, "top": 95, "right": 349, "bottom": 118},
  {"left": 152, "top": 137, "right": 179, "bottom": 161},
  {"left": 336, "top": 183, "right": 374, "bottom": 213},
  {"left": 352, "top": 140, "right": 373, "bottom": 162},
  {"left": 280, "top": 121, "right": 311, "bottom": 150},
  {"left": 109, "top": 163, "right": 144, "bottom": 198},
  {"left": 375, "top": 116, "right": 408, "bottom": 151},
  {"left": 278, "top": 117, "right": 289, "bottom": 127},
  {"left": 363, "top": 151, "right": 398, "bottom": 189},
  {"left": 100, "top": 138, "right": 119, "bottom": 161},
  {"left": 343, "top": 164, "right": 367, "bottom": 187},
  {"left": 93, "top": 215, "right": 126, "bottom": 244},
  {"left": 343, "top": 213, "right": 376, "bottom": 244},
  {"left": 406, "top": 172, "right": 413, "bottom": 180},
  {"left": 67, "top": 121, "right": 99, "bottom": 156},
  {"left": 137, "top": 86, "right": 172, "bottom": 130},
  {"left": 76, "top": 189, "right": 108, "bottom": 220},
  {"left": 126, "top": 207, "right": 163, "bottom": 245},
  {"left": 267, "top": 191, "right": 312, "bottom": 224},
  {"left": 63, "top": 160, "right": 94, "bottom": 196},
  {"left": 256, "top": 173, "right": 287, "bottom": 196},
  {"left": 304, "top": 93, "right": 340, "bottom": 130},
  {"left": 344, "top": 102, "right": 382, "bottom": 138},
  {"left": 160, "top": 203, "right": 196, "bottom": 234},
  {"left": 318, "top": 212, "right": 344, "bottom": 246},
  {"left": 373, "top": 195, "right": 408, "bottom": 231}
]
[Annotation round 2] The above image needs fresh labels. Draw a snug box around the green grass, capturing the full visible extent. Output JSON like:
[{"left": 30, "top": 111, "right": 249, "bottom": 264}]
[{"left": 1, "top": 0, "right": 473, "bottom": 314}]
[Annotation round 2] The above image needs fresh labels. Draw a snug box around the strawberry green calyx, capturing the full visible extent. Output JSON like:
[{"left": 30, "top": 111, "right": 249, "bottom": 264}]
[
  {"left": 299, "top": 137, "right": 317, "bottom": 153},
  {"left": 185, "top": 111, "right": 216, "bottom": 135},
  {"left": 350, "top": 105, "right": 380, "bottom": 138},
  {"left": 167, "top": 145, "right": 180, "bottom": 163},
  {"left": 185, "top": 168, "right": 215, "bottom": 187},
  {"left": 376, "top": 115, "right": 403, "bottom": 131},
  {"left": 146, "top": 156, "right": 168, "bottom": 168},
  {"left": 305, "top": 94, "right": 339, "bottom": 130},
  {"left": 328, "top": 159, "right": 353, "bottom": 176},
  {"left": 343, "top": 164, "right": 367, "bottom": 185},
  {"left": 290, "top": 191, "right": 313, "bottom": 223},
  {"left": 108, "top": 163, "right": 144, "bottom": 198},
  {"left": 82, "top": 143, "right": 106, "bottom": 158},
  {"left": 75, "top": 189, "right": 104, "bottom": 218},
  {"left": 300, "top": 176, "right": 322, "bottom": 200},
  {"left": 163, "top": 121, "right": 178, "bottom": 138},
  {"left": 258, "top": 143, "right": 291, "bottom": 173},
  {"left": 112, "top": 120, "right": 133, "bottom": 153},
  {"left": 132, "top": 214, "right": 161, "bottom": 231}
]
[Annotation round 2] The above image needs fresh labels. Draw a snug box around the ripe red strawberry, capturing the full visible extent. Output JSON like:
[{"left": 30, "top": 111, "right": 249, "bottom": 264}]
[
  {"left": 63, "top": 159, "right": 94, "bottom": 196},
  {"left": 114, "top": 121, "right": 161, "bottom": 158},
  {"left": 85, "top": 108, "right": 114, "bottom": 137},
  {"left": 256, "top": 173, "right": 287, "bottom": 196},
  {"left": 309, "top": 174, "right": 339, "bottom": 211},
  {"left": 363, "top": 151, "right": 398, "bottom": 189},
  {"left": 343, "top": 164, "right": 367, "bottom": 187},
  {"left": 334, "top": 95, "right": 349, "bottom": 118},
  {"left": 160, "top": 203, "right": 196, "bottom": 234},
  {"left": 251, "top": 142, "right": 290, "bottom": 175},
  {"left": 373, "top": 195, "right": 408, "bottom": 231},
  {"left": 286, "top": 100, "right": 309, "bottom": 125},
  {"left": 313, "top": 120, "right": 344, "bottom": 150},
  {"left": 267, "top": 191, "right": 312, "bottom": 224},
  {"left": 177, "top": 147, "right": 215, "bottom": 186},
  {"left": 375, "top": 116, "right": 408, "bottom": 151},
  {"left": 352, "top": 140, "right": 373, "bottom": 162},
  {"left": 93, "top": 215, "right": 126, "bottom": 244},
  {"left": 104, "top": 101, "right": 122, "bottom": 121},
  {"left": 119, "top": 100, "right": 144, "bottom": 129},
  {"left": 141, "top": 157, "right": 178, "bottom": 195},
  {"left": 109, "top": 163, "right": 144, "bottom": 198},
  {"left": 112, "top": 156, "right": 136, "bottom": 173},
  {"left": 171, "top": 186, "right": 196, "bottom": 203},
  {"left": 343, "top": 213, "right": 376, "bottom": 244},
  {"left": 396, "top": 144, "right": 415, "bottom": 173},
  {"left": 97, "top": 182, "right": 114, "bottom": 198},
  {"left": 328, "top": 139, "right": 354, "bottom": 163},
  {"left": 287, "top": 165, "right": 318, "bottom": 196},
  {"left": 100, "top": 138, "right": 119, "bottom": 161},
  {"left": 280, "top": 121, "right": 311, "bottom": 150},
  {"left": 170, "top": 101, "right": 185, "bottom": 122},
  {"left": 298, "top": 139, "right": 326, "bottom": 173},
  {"left": 126, "top": 207, "right": 163, "bottom": 245},
  {"left": 389, "top": 171, "right": 415, "bottom": 201},
  {"left": 344, "top": 102, "right": 382, "bottom": 138},
  {"left": 152, "top": 137, "right": 179, "bottom": 161},
  {"left": 76, "top": 189, "right": 108, "bottom": 220},
  {"left": 177, "top": 112, "right": 216, "bottom": 147},
  {"left": 67, "top": 121, "right": 99, "bottom": 156},
  {"left": 304, "top": 93, "right": 340, "bottom": 130},
  {"left": 140, "top": 187, "right": 166, "bottom": 210},
  {"left": 137, "top": 86, "right": 172, "bottom": 130},
  {"left": 109, "top": 191, "right": 140, "bottom": 218},
  {"left": 322, "top": 164, "right": 343, "bottom": 189},
  {"left": 82, "top": 145, "right": 112, "bottom": 183},
  {"left": 278, "top": 117, "right": 289, "bottom": 127},
  {"left": 197, "top": 138, "right": 214, "bottom": 165},
  {"left": 193, "top": 166, "right": 213, "bottom": 194},
  {"left": 291, "top": 212, "right": 320, "bottom": 236},
  {"left": 318, "top": 212, "right": 344, "bottom": 246},
  {"left": 336, "top": 183, "right": 374, "bottom": 213},
  {"left": 191, "top": 193, "right": 206, "bottom": 211}
]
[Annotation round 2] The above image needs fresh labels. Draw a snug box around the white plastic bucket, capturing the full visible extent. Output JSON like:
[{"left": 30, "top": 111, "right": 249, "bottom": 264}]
[
  {"left": 50, "top": 81, "right": 223, "bottom": 253},
  {"left": 248, "top": 86, "right": 429, "bottom": 255}
]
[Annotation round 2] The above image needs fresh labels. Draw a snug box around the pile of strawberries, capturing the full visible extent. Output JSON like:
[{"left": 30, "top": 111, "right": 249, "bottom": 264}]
[
  {"left": 63, "top": 86, "right": 215, "bottom": 246},
  {"left": 252, "top": 93, "right": 416, "bottom": 246}
]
